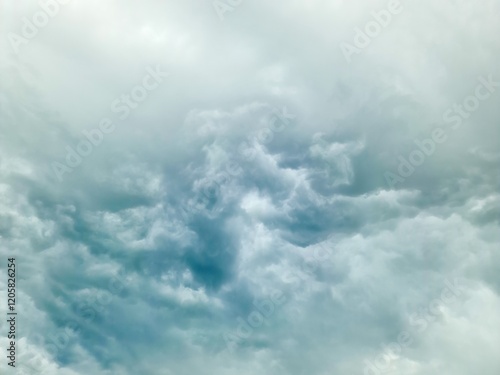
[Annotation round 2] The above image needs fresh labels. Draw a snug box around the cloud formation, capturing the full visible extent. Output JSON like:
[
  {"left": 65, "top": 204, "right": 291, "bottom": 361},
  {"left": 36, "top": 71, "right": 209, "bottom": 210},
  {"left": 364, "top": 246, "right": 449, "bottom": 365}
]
[{"left": 0, "top": 0, "right": 499, "bottom": 374}]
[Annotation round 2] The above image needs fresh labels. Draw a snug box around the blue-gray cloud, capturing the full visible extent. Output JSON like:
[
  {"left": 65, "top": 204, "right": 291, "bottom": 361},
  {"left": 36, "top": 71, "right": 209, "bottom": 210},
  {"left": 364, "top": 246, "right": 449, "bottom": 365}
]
[{"left": 0, "top": 1, "right": 499, "bottom": 374}]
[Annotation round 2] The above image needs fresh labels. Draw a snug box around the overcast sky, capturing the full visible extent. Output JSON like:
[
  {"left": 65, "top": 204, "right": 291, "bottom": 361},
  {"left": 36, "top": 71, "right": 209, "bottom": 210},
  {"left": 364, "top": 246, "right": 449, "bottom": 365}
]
[{"left": 1, "top": 0, "right": 500, "bottom": 374}]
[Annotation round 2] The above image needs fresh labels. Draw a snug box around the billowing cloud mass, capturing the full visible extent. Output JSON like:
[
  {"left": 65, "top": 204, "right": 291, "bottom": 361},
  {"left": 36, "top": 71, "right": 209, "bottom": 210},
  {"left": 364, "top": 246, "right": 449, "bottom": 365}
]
[{"left": 0, "top": 0, "right": 499, "bottom": 374}]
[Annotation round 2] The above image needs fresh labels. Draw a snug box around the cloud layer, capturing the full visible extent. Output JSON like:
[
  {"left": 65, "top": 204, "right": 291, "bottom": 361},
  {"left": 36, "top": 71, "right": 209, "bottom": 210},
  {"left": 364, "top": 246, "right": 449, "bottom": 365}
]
[{"left": 0, "top": 0, "right": 499, "bottom": 374}]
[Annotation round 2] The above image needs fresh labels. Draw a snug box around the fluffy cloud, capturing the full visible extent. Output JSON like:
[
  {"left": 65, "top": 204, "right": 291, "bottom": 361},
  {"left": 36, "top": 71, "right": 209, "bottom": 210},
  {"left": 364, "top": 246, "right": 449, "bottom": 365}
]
[{"left": 0, "top": 0, "right": 499, "bottom": 374}]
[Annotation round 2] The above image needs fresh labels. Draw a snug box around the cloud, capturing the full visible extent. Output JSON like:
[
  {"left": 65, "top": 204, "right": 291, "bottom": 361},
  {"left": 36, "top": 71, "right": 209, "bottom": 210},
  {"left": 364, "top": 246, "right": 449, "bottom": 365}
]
[{"left": 0, "top": 0, "right": 499, "bottom": 374}]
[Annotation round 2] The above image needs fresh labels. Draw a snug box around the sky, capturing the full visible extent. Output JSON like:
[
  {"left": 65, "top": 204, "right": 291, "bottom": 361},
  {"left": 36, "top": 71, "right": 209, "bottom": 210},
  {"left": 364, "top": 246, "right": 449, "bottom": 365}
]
[{"left": 0, "top": 0, "right": 499, "bottom": 374}]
